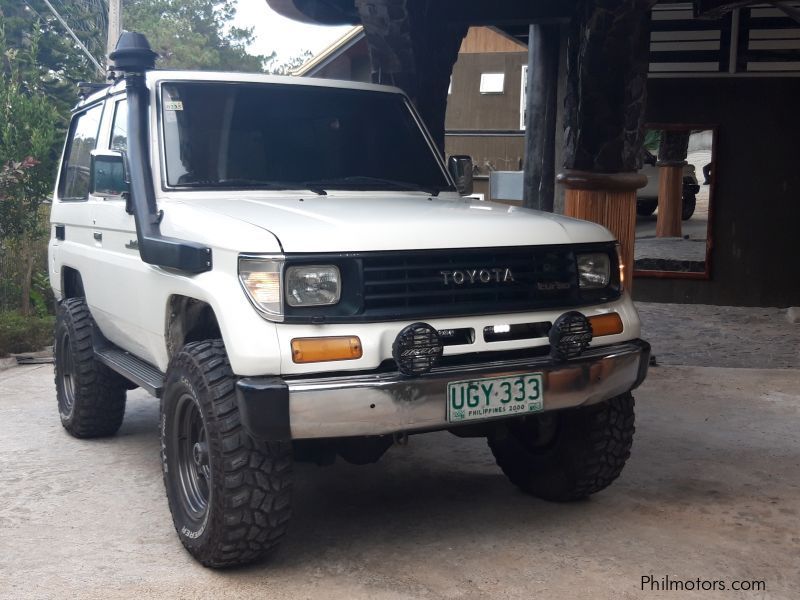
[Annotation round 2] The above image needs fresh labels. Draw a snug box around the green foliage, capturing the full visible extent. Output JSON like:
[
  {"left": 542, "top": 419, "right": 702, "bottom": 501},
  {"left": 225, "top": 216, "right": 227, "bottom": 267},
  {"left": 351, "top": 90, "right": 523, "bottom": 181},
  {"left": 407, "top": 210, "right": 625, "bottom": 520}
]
[
  {"left": 0, "top": 1, "right": 105, "bottom": 115},
  {"left": 266, "top": 49, "right": 313, "bottom": 75},
  {"left": 644, "top": 129, "right": 662, "bottom": 153},
  {"left": 0, "top": 311, "right": 54, "bottom": 357},
  {"left": 124, "top": 0, "right": 271, "bottom": 71},
  {"left": 0, "top": 62, "right": 59, "bottom": 241},
  {"left": 29, "top": 269, "right": 53, "bottom": 316},
  {"left": 0, "top": 39, "right": 59, "bottom": 239}
]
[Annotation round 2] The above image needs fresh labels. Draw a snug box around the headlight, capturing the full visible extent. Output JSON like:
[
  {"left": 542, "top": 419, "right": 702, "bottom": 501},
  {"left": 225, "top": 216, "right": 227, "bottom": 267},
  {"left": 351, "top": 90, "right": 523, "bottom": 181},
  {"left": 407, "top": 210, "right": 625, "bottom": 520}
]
[
  {"left": 239, "top": 256, "right": 283, "bottom": 318},
  {"left": 285, "top": 265, "right": 341, "bottom": 307},
  {"left": 577, "top": 253, "right": 611, "bottom": 289}
]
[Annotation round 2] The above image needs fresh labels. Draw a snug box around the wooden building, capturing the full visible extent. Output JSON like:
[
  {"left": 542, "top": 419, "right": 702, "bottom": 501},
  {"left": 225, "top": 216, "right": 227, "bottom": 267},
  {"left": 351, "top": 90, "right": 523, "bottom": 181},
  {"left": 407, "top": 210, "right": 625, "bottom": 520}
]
[{"left": 295, "top": 26, "right": 529, "bottom": 200}]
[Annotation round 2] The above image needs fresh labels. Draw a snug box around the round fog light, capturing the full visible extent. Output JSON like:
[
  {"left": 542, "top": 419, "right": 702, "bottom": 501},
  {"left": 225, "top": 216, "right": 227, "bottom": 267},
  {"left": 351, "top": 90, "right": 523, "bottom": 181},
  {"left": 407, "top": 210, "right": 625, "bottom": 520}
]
[
  {"left": 392, "top": 322, "right": 443, "bottom": 376},
  {"left": 549, "top": 311, "right": 593, "bottom": 360}
]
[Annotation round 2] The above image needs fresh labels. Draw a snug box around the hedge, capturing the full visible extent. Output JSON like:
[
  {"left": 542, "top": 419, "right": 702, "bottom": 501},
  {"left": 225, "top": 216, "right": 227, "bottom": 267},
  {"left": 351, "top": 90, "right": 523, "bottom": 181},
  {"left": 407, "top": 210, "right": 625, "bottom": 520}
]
[{"left": 0, "top": 312, "right": 54, "bottom": 357}]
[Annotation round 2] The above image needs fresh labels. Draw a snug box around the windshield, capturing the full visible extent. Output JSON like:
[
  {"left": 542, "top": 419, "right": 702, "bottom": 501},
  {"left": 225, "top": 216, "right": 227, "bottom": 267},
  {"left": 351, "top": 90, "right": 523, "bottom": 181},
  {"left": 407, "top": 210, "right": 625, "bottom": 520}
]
[{"left": 160, "top": 81, "right": 452, "bottom": 193}]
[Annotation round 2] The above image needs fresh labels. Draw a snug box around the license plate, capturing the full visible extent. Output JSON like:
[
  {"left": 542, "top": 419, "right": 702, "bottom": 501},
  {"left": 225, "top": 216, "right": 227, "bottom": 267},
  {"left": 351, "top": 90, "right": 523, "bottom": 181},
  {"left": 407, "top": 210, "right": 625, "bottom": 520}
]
[{"left": 446, "top": 373, "right": 544, "bottom": 423}]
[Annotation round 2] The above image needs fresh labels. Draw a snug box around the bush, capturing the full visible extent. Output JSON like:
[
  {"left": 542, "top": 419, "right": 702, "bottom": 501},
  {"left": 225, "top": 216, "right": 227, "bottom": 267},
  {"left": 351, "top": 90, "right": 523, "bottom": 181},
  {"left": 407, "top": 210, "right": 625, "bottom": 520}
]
[{"left": 0, "top": 311, "right": 54, "bottom": 357}]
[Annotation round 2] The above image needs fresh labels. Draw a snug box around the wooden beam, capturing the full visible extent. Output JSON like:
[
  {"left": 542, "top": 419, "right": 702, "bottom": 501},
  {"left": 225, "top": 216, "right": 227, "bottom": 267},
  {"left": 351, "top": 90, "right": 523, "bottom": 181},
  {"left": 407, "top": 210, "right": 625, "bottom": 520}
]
[
  {"left": 559, "top": 172, "right": 644, "bottom": 290},
  {"left": 654, "top": 130, "right": 690, "bottom": 238},
  {"left": 267, "top": 0, "right": 578, "bottom": 27},
  {"left": 559, "top": 0, "right": 656, "bottom": 290},
  {"left": 693, "top": 0, "right": 757, "bottom": 19},
  {"left": 523, "top": 24, "right": 559, "bottom": 212},
  {"left": 655, "top": 166, "right": 683, "bottom": 238}
]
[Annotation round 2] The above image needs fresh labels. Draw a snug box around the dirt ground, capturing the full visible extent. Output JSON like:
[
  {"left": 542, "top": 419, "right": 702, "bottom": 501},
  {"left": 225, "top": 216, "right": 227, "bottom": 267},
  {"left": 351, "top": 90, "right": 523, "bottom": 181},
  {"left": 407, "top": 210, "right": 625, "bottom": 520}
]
[{"left": 1, "top": 363, "right": 798, "bottom": 600}]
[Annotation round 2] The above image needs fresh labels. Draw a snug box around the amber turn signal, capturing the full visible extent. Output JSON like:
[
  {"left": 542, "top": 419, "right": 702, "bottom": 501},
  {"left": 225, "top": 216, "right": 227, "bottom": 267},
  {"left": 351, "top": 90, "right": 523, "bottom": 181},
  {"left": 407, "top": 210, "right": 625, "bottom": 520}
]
[
  {"left": 588, "top": 313, "right": 624, "bottom": 337},
  {"left": 291, "top": 336, "right": 363, "bottom": 363}
]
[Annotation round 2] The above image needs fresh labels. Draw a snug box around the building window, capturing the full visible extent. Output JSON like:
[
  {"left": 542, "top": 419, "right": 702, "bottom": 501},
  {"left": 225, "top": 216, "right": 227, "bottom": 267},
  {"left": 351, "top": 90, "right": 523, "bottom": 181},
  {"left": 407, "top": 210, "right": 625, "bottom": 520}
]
[{"left": 479, "top": 72, "right": 505, "bottom": 94}]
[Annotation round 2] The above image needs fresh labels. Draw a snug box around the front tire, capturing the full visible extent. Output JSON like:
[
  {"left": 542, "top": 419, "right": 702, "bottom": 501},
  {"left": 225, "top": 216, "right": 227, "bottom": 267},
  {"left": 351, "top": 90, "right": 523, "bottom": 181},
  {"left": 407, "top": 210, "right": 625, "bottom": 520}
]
[
  {"left": 161, "top": 340, "right": 293, "bottom": 568},
  {"left": 488, "top": 393, "right": 635, "bottom": 501},
  {"left": 54, "top": 298, "right": 127, "bottom": 438}
]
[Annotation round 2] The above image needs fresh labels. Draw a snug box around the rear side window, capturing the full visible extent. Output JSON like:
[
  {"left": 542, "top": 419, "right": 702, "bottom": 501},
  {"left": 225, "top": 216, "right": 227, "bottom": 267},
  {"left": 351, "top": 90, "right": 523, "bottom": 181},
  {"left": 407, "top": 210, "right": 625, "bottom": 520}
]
[
  {"left": 110, "top": 100, "right": 127, "bottom": 152},
  {"left": 58, "top": 104, "right": 104, "bottom": 200}
]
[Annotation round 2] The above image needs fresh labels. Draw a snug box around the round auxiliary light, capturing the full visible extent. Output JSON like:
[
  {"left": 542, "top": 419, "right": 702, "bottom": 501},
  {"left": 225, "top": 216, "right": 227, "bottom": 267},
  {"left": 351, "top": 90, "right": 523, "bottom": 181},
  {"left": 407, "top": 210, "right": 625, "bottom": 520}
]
[
  {"left": 549, "top": 311, "right": 593, "bottom": 360},
  {"left": 392, "top": 322, "right": 444, "bottom": 376}
]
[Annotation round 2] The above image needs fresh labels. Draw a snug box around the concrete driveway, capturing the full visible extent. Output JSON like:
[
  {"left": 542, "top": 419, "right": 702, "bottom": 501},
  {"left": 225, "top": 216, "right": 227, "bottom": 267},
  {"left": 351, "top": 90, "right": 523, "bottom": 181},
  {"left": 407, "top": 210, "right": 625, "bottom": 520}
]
[{"left": 1, "top": 363, "right": 798, "bottom": 599}]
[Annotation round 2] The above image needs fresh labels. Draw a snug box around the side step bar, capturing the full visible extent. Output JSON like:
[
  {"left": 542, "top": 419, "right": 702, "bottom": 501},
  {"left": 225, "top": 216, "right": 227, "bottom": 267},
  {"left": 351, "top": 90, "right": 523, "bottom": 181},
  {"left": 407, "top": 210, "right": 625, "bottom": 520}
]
[{"left": 94, "top": 346, "right": 165, "bottom": 397}]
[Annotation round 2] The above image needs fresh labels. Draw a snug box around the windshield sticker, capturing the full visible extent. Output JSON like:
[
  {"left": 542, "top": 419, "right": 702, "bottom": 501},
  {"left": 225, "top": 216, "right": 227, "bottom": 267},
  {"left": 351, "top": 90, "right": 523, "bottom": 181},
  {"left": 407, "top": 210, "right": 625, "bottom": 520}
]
[{"left": 164, "top": 101, "right": 183, "bottom": 111}]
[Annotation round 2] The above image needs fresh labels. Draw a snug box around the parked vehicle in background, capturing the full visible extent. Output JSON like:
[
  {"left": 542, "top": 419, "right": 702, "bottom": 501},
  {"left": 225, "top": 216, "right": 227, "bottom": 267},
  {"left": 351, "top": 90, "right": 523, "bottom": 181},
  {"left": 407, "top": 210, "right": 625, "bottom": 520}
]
[
  {"left": 48, "top": 33, "right": 650, "bottom": 568},
  {"left": 637, "top": 151, "right": 700, "bottom": 221}
]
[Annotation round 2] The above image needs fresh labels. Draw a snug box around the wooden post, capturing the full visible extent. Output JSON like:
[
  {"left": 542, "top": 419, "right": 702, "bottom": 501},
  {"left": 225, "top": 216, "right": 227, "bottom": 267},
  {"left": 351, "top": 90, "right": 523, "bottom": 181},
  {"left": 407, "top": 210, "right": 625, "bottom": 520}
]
[
  {"left": 655, "top": 164, "right": 683, "bottom": 237},
  {"left": 523, "top": 24, "right": 559, "bottom": 211},
  {"left": 558, "top": 0, "right": 656, "bottom": 290},
  {"left": 354, "top": 0, "right": 466, "bottom": 154},
  {"left": 558, "top": 171, "right": 646, "bottom": 290},
  {"left": 654, "top": 130, "right": 690, "bottom": 238},
  {"left": 107, "top": 0, "right": 122, "bottom": 63}
]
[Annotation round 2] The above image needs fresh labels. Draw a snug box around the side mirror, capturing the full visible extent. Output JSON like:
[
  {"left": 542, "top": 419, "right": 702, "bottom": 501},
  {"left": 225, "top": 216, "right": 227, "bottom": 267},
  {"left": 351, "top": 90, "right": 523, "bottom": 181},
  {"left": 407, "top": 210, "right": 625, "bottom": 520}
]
[
  {"left": 90, "top": 150, "right": 130, "bottom": 201},
  {"left": 448, "top": 155, "right": 474, "bottom": 196}
]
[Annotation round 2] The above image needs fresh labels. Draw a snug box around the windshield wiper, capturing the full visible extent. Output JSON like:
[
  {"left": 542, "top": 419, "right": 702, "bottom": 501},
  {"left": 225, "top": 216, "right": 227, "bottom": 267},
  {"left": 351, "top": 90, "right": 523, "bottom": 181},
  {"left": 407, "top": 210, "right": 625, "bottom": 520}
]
[
  {"left": 303, "top": 176, "right": 446, "bottom": 196},
  {"left": 178, "top": 178, "right": 326, "bottom": 195}
]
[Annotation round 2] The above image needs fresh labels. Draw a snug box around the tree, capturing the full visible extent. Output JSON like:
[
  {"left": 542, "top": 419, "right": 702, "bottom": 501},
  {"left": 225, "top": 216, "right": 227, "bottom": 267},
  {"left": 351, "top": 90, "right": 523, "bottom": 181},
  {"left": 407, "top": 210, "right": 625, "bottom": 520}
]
[
  {"left": 123, "top": 0, "right": 271, "bottom": 71},
  {"left": 1, "top": 1, "right": 106, "bottom": 116},
  {"left": 0, "top": 30, "right": 59, "bottom": 240},
  {"left": 266, "top": 49, "right": 313, "bottom": 75},
  {"left": 0, "top": 58, "right": 59, "bottom": 315}
]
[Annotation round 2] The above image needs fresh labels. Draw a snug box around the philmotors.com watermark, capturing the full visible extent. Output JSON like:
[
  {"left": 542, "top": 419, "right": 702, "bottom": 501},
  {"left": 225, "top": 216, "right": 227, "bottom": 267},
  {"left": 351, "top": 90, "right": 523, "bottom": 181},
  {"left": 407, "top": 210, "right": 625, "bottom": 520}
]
[{"left": 642, "top": 575, "right": 766, "bottom": 592}]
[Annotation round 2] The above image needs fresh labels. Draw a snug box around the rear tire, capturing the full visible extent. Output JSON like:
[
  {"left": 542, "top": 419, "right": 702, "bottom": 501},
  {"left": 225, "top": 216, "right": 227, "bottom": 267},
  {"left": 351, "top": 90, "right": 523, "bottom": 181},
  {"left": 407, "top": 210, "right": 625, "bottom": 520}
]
[
  {"left": 161, "top": 340, "right": 293, "bottom": 568},
  {"left": 54, "top": 298, "right": 127, "bottom": 438},
  {"left": 488, "top": 393, "right": 635, "bottom": 501}
]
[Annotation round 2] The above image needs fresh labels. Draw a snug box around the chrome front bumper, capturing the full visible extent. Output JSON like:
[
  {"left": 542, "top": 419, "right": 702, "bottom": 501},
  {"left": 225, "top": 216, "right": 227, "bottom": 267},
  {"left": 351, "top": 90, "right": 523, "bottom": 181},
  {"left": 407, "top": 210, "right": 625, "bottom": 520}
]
[{"left": 236, "top": 339, "right": 650, "bottom": 441}]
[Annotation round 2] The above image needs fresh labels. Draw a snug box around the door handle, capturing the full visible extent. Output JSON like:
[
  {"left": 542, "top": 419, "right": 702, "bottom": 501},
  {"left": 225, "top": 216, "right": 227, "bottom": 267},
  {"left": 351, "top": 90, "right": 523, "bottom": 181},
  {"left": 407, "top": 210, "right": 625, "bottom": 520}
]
[
  {"left": 125, "top": 239, "right": 139, "bottom": 250},
  {"left": 93, "top": 231, "right": 103, "bottom": 242}
]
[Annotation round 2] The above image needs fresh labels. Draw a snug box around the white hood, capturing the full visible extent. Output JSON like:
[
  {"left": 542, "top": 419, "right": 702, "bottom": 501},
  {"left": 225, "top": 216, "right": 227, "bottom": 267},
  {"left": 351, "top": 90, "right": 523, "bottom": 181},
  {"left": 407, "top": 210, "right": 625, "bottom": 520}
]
[{"left": 175, "top": 192, "right": 614, "bottom": 253}]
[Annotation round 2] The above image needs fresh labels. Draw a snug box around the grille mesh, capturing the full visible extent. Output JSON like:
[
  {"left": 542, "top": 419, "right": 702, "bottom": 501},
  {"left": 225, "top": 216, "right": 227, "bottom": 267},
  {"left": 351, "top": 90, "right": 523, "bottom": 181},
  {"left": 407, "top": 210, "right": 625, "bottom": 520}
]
[{"left": 361, "top": 247, "right": 579, "bottom": 318}]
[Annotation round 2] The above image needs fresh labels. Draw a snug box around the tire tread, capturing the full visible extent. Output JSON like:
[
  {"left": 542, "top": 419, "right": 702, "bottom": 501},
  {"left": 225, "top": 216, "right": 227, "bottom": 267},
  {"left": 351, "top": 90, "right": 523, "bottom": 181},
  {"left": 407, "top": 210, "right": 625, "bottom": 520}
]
[
  {"left": 162, "top": 340, "right": 292, "bottom": 568},
  {"left": 55, "top": 298, "right": 127, "bottom": 438},
  {"left": 488, "top": 393, "right": 635, "bottom": 501}
]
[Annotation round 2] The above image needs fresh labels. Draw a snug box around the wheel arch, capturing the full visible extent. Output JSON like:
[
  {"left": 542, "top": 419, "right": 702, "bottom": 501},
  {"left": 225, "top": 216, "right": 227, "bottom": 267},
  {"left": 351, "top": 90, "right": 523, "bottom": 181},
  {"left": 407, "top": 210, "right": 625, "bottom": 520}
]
[
  {"left": 166, "top": 295, "right": 223, "bottom": 359},
  {"left": 61, "top": 266, "right": 85, "bottom": 300}
]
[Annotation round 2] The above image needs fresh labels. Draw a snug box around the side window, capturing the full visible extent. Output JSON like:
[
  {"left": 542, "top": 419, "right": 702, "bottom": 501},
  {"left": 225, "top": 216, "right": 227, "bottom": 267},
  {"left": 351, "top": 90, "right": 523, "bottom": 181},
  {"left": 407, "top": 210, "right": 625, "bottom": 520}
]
[
  {"left": 58, "top": 104, "right": 104, "bottom": 200},
  {"left": 110, "top": 100, "right": 128, "bottom": 152}
]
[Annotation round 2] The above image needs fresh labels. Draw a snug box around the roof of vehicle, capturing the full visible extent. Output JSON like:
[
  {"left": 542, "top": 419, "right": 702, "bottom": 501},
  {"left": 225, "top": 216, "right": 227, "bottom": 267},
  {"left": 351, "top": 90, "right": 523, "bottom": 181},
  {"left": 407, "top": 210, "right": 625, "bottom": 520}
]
[{"left": 74, "top": 70, "right": 405, "bottom": 111}]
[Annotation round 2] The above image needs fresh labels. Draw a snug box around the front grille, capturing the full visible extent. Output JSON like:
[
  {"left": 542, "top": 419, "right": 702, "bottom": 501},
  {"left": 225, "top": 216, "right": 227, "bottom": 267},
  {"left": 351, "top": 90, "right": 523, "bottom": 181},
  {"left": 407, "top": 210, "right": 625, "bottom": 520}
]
[
  {"left": 361, "top": 246, "right": 585, "bottom": 319},
  {"left": 281, "top": 243, "right": 620, "bottom": 323}
]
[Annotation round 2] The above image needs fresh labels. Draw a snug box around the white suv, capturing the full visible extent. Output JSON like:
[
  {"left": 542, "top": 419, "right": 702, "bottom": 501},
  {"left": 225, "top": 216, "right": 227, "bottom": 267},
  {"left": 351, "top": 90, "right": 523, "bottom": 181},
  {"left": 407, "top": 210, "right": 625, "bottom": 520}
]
[{"left": 48, "top": 33, "right": 650, "bottom": 568}]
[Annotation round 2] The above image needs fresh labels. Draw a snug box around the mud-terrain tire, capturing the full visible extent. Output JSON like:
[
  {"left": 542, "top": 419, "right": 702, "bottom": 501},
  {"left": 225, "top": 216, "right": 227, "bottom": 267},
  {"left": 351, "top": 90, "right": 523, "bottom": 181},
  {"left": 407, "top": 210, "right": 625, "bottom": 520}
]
[
  {"left": 488, "top": 393, "right": 635, "bottom": 502},
  {"left": 54, "top": 297, "right": 127, "bottom": 438},
  {"left": 161, "top": 340, "right": 293, "bottom": 568}
]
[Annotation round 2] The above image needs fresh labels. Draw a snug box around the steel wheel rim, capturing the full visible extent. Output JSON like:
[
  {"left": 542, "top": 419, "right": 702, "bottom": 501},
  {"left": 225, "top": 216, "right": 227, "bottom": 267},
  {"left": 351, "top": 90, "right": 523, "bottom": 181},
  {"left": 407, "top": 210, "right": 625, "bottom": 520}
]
[
  {"left": 59, "top": 330, "right": 76, "bottom": 415},
  {"left": 174, "top": 393, "right": 211, "bottom": 522}
]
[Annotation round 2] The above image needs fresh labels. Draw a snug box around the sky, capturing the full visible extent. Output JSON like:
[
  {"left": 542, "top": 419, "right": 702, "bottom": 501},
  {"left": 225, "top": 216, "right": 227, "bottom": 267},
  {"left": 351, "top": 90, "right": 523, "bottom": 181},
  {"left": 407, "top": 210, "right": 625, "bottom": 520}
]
[{"left": 231, "top": 0, "right": 354, "bottom": 63}]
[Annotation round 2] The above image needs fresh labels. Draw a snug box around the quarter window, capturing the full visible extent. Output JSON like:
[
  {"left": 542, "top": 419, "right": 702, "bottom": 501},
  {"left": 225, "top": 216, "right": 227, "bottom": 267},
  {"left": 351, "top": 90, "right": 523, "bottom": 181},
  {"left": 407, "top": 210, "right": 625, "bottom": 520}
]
[
  {"left": 110, "top": 100, "right": 128, "bottom": 152},
  {"left": 58, "top": 104, "right": 103, "bottom": 200}
]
